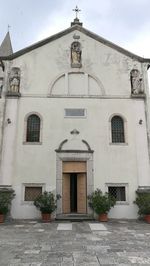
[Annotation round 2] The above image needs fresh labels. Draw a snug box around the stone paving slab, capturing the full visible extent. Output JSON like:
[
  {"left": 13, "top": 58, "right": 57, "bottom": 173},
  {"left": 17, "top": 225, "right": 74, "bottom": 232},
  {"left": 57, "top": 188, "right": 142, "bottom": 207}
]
[
  {"left": 0, "top": 220, "right": 150, "bottom": 265},
  {"left": 89, "top": 223, "right": 107, "bottom": 231},
  {"left": 57, "top": 223, "right": 72, "bottom": 230}
]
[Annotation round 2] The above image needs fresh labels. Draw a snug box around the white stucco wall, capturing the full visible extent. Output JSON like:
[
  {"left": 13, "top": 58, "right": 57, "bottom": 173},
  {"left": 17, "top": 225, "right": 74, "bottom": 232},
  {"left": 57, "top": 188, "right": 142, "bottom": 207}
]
[{"left": 9, "top": 97, "right": 149, "bottom": 219}]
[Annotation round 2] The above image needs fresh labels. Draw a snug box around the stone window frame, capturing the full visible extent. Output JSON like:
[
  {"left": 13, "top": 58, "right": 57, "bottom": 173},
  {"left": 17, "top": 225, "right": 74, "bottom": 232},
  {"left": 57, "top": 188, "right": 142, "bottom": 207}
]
[
  {"left": 21, "top": 183, "right": 46, "bottom": 205},
  {"left": 105, "top": 183, "right": 129, "bottom": 205},
  {"left": 109, "top": 113, "right": 128, "bottom": 145},
  {"left": 23, "top": 112, "right": 43, "bottom": 145}
]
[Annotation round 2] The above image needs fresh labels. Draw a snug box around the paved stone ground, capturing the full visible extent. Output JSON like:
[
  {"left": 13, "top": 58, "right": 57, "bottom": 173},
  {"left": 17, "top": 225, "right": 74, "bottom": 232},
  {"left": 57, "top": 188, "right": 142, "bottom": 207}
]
[{"left": 0, "top": 220, "right": 150, "bottom": 266}]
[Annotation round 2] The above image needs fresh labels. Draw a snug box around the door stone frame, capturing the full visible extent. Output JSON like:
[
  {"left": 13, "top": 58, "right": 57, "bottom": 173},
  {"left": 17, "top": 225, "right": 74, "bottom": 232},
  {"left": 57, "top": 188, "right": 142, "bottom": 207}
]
[{"left": 56, "top": 151, "right": 94, "bottom": 215}]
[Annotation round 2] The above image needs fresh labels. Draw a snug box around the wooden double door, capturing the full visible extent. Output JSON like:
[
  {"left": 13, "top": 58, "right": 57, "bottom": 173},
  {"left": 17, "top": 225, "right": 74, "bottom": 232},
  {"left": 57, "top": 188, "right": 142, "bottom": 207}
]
[{"left": 62, "top": 162, "right": 87, "bottom": 214}]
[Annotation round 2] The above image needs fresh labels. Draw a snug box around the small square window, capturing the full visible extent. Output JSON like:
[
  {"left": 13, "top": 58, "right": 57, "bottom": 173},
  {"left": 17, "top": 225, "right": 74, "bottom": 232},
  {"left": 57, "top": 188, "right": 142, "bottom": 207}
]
[
  {"left": 108, "top": 186, "right": 126, "bottom": 201},
  {"left": 25, "top": 186, "right": 42, "bottom": 201}
]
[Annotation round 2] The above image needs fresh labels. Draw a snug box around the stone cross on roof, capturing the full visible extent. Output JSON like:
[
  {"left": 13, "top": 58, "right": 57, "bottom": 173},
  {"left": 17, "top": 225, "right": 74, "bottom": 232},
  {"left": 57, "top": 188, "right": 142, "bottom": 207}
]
[
  {"left": 71, "top": 6, "right": 83, "bottom": 27},
  {"left": 72, "top": 5, "right": 81, "bottom": 19}
]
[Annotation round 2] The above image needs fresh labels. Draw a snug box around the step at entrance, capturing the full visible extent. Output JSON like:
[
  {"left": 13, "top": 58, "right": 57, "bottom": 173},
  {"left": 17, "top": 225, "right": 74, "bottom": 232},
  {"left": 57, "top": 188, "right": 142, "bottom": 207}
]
[{"left": 56, "top": 214, "right": 95, "bottom": 222}]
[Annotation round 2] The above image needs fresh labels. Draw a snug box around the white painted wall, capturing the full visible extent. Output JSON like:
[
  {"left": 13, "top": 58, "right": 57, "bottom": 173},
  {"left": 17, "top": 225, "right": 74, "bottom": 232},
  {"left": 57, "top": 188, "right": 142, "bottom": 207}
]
[
  {"left": 9, "top": 97, "right": 149, "bottom": 219},
  {"left": 11, "top": 30, "right": 142, "bottom": 97},
  {"left": 1, "top": 99, "right": 20, "bottom": 185}
]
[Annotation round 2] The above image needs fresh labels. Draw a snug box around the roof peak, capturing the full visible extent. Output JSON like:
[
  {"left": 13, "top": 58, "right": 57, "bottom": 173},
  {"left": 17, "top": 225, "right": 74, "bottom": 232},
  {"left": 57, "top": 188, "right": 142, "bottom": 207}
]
[
  {"left": 0, "top": 31, "right": 13, "bottom": 56},
  {"left": 1, "top": 25, "right": 149, "bottom": 63}
]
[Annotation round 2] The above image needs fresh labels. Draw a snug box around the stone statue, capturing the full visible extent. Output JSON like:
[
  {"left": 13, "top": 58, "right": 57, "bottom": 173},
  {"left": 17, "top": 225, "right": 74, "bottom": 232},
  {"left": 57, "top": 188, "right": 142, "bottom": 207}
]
[
  {"left": 71, "top": 42, "right": 81, "bottom": 66},
  {"left": 9, "top": 68, "right": 20, "bottom": 93},
  {"left": 130, "top": 69, "right": 143, "bottom": 95}
]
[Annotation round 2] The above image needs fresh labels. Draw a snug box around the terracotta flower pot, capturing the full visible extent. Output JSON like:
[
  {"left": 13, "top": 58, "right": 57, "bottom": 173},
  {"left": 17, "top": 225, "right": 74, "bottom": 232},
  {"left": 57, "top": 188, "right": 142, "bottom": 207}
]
[
  {"left": 42, "top": 213, "right": 51, "bottom": 222},
  {"left": 144, "top": 214, "right": 150, "bottom": 223},
  {"left": 98, "top": 213, "right": 108, "bottom": 222},
  {"left": 0, "top": 214, "right": 5, "bottom": 223}
]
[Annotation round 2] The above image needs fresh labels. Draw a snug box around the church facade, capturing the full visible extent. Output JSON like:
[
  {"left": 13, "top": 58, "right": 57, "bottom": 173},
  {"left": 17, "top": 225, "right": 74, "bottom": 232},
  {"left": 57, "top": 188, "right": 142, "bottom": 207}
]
[{"left": 0, "top": 17, "right": 150, "bottom": 219}]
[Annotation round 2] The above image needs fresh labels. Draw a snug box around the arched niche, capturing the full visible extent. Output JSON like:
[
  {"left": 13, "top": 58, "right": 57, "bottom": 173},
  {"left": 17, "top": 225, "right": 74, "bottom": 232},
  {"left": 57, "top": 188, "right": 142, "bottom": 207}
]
[
  {"left": 130, "top": 69, "right": 143, "bottom": 95},
  {"left": 49, "top": 71, "right": 105, "bottom": 96}
]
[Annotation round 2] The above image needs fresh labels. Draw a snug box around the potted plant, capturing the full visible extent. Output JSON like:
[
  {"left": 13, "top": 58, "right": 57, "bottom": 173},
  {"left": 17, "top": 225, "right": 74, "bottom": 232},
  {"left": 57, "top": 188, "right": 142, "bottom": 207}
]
[
  {"left": 0, "top": 188, "right": 15, "bottom": 223},
  {"left": 134, "top": 191, "right": 150, "bottom": 223},
  {"left": 34, "top": 191, "right": 60, "bottom": 222},
  {"left": 88, "top": 188, "right": 116, "bottom": 222}
]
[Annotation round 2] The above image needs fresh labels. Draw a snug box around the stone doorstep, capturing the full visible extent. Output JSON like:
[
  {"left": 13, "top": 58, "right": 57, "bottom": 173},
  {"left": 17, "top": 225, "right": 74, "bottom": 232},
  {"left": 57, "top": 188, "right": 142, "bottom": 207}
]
[{"left": 56, "top": 214, "right": 95, "bottom": 222}]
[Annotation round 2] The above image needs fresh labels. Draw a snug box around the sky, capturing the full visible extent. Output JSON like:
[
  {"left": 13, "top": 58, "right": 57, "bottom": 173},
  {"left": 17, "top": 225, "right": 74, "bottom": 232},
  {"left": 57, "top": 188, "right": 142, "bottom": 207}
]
[{"left": 0, "top": 0, "right": 150, "bottom": 58}]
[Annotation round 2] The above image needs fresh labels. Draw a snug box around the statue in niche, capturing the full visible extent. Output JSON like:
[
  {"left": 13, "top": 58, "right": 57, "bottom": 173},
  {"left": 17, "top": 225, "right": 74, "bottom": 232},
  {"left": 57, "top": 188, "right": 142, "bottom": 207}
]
[
  {"left": 71, "top": 41, "right": 81, "bottom": 66},
  {"left": 130, "top": 69, "right": 143, "bottom": 95},
  {"left": 9, "top": 68, "right": 20, "bottom": 93}
]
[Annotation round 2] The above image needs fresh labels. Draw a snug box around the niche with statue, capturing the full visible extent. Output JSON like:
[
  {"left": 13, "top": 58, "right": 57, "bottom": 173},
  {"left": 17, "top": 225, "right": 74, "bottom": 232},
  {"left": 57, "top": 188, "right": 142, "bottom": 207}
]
[
  {"left": 71, "top": 41, "right": 82, "bottom": 68},
  {"left": 7, "top": 67, "right": 21, "bottom": 97},
  {"left": 130, "top": 69, "right": 144, "bottom": 96}
]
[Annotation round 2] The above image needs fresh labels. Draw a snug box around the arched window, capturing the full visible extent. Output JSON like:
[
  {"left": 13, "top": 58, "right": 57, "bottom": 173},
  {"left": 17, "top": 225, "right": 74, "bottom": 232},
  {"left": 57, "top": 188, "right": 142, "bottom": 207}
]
[
  {"left": 111, "top": 116, "right": 125, "bottom": 143},
  {"left": 26, "top": 114, "right": 40, "bottom": 142}
]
